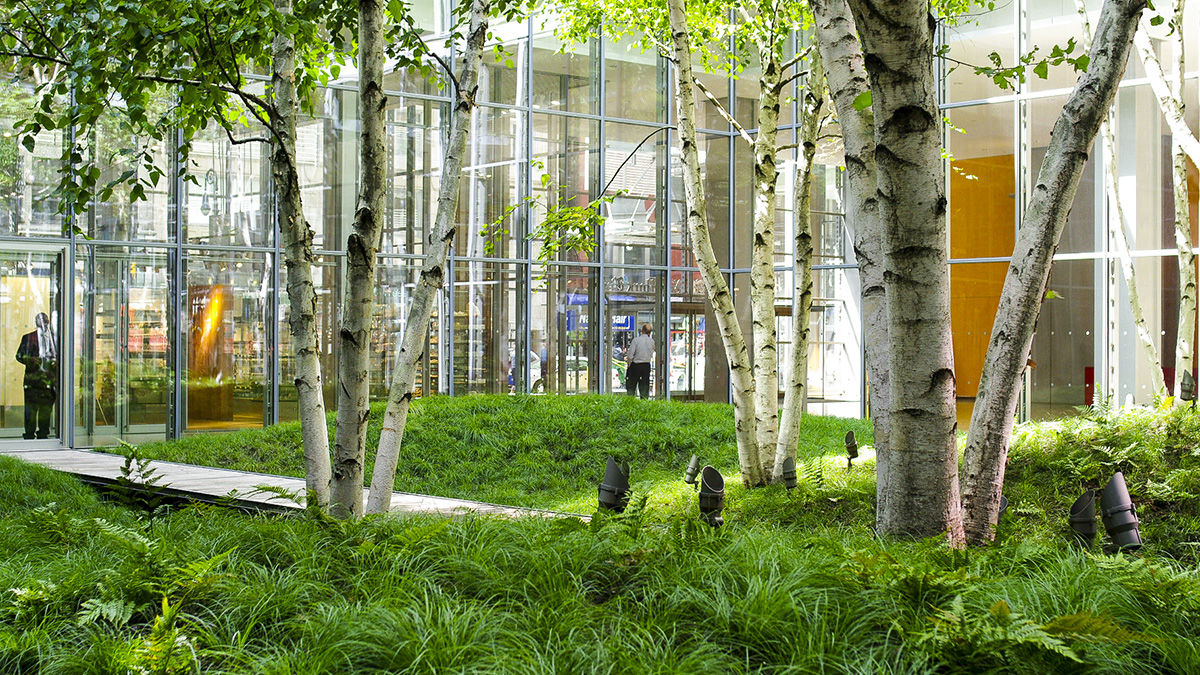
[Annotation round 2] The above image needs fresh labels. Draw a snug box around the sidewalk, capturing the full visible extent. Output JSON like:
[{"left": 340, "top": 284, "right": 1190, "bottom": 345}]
[{"left": 1, "top": 448, "right": 582, "bottom": 519}]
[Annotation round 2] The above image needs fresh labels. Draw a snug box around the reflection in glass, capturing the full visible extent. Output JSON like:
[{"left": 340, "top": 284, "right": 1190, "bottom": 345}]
[
  {"left": 949, "top": 103, "right": 1015, "bottom": 259},
  {"left": 943, "top": 2, "right": 1015, "bottom": 102},
  {"left": 802, "top": 267, "right": 862, "bottom": 418},
  {"left": 371, "top": 257, "right": 442, "bottom": 399},
  {"left": 604, "top": 38, "right": 663, "bottom": 123},
  {"left": 1030, "top": 258, "right": 1098, "bottom": 419},
  {"left": 531, "top": 114, "right": 599, "bottom": 262},
  {"left": 607, "top": 268, "right": 664, "bottom": 397},
  {"left": 278, "top": 257, "right": 339, "bottom": 421},
  {"left": 532, "top": 33, "right": 598, "bottom": 114},
  {"left": 184, "top": 251, "right": 271, "bottom": 431},
  {"left": 75, "top": 246, "right": 171, "bottom": 446},
  {"left": 453, "top": 261, "right": 522, "bottom": 394},
  {"left": 91, "top": 111, "right": 172, "bottom": 241},
  {"left": 532, "top": 265, "right": 598, "bottom": 394},
  {"left": 604, "top": 122, "right": 668, "bottom": 266},
  {"left": 0, "top": 83, "right": 64, "bottom": 237},
  {"left": 460, "top": 107, "right": 525, "bottom": 259},
  {"left": 185, "top": 125, "right": 271, "bottom": 248},
  {"left": 0, "top": 250, "right": 61, "bottom": 440}
]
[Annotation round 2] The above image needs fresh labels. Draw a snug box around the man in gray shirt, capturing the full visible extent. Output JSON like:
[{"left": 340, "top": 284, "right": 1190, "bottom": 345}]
[{"left": 625, "top": 323, "right": 655, "bottom": 399}]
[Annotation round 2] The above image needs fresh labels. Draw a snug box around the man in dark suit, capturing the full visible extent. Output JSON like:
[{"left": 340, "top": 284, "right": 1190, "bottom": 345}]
[{"left": 16, "top": 312, "right": 57, "bottom": 440}]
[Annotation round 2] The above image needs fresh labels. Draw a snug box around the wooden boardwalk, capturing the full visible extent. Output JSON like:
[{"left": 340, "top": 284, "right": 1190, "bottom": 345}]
[{"left": 2, "top": 448, "right": 580, "bottom": 519}]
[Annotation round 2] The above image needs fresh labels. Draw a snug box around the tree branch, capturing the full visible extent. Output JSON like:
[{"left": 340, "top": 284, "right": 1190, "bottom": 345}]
[{"left": 692, "top": 77, "right": 755, "bottom": 146}]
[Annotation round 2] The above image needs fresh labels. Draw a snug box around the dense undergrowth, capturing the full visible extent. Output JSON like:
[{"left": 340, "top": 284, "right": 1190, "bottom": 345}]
[{"left": 2, "top": 396, "right": 1197, "bottom": 673}]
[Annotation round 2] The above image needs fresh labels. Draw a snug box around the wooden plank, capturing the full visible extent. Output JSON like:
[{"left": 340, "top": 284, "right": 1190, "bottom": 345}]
[{"left": 1, "top": 448, "right": 584, "bottom": 519}]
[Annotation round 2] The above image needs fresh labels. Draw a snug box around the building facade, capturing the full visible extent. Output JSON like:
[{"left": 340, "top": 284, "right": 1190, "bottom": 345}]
[{"left": 0, "top": 0, "right": 1196, "bottom": 448}]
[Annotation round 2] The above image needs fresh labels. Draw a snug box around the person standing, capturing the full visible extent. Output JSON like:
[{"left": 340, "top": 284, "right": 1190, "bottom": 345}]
[
  {"left": 625, "top": 323, "right": 655, "bottom": 399},
  {"left": 16, "top": 312, "right": 58, "bottom": 440}
]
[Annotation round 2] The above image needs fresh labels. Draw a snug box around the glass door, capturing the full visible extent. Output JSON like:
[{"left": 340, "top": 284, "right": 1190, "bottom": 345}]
[
  {"left": 0, "top": 245, "right": 65, "bottom": 445},
  {"left": 75, "top": 246, "right": 173, "bottom": 446}
]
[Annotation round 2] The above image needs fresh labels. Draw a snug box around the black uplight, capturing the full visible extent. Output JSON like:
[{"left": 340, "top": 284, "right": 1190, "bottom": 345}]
[
  {"left": 698, "top": 465, "right": 725, "bottom": 528},
  {"left": 598, "top": 456, "right": 631, "bottom": 513}
]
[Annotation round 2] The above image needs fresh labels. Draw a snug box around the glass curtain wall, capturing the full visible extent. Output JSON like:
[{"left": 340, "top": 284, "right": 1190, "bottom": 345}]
[{"left": 944, "top": 0, "right": 1200, "bottom": 424}]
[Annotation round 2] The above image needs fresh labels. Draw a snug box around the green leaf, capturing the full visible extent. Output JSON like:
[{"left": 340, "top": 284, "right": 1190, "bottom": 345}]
[
  {"left": 1033, "top": 61, "right": 1049, "bottom": 80},
  {"left": 1150, "top": 15, "right": 1164, "bottom": 26},
  {"left": 851, "top": 90, "right": 872, "bottom": 112},
  {"left": 1045, "top": 289, "right": 1064, "bottom": 300}
]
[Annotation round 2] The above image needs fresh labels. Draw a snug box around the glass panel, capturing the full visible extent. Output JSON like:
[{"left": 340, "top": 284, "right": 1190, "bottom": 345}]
[
  {"left": 452, "top": 261, "right": 522, "bottom": 394},
  {"left": 604, "top": 37, "right": 663, "bottom": 123},
  {"left": 668, "top": 296, "right": 706, "bottom": 400},
  {"left": 1114, "top": 85, "right": 1172, "bottom": 252},
  {"left": 1028, "top": 0, "right": 1106, "bottom": 92},
  {"left": 603, "top": 122, "right": 668, "bottom": 265},
  {"left": 944, "top": 2, "right": 1015, "bottom": 102},
  {"left": 804, "top": 267, "right": 862, "bottom": 418},
  {"left": 606, "top": 267, "right": 664, "bottom": 397},
  {"left": 0, "top": 249, "right": 62, "bottom": 440},
  {"left": 670, "top": 133, "right": 731, "bottom": 269},
  {"left": 531, "top": 264, "right": 598, "bottom": 394},
  {"left": 371, "top": 257, "right": 443, "bottom": 399},
  {"left": 90, "top": 110, "right": 173, "bottom": 241},
  {"left": 531, "top": 114, "right": 598, "bottom": 262},
  {"left": 0, "top": 83, "right": 65, "bottom": 237},
  {"left": 951, "top": 262, "right": 1008, "bottom": 400},
  {"left": 1029, "top": 96, "right": 1098, "bottom": 254},
  {"left": 481, "top": 22, "right": 527, "bottom": 108},
  {"left": 532, "top": 33, "right": 599, "bottom": 115},
  {"left": 1030, "top": 258, "right": 1098, "bottom": 420},
  {"left": 184, "top": 125, "right": 272, "bottom": 248},
  {"left": 184, "top": 250, "right": 271, "bottom": 431},
  {"left": 1115, "top": 255, "right": 1168, "bottom": 404},
  {"left": 949, "top": 103, "right": 1016, "bottom": 259},
  {"left": 278, "top": 256, "right": 339, "bottom": 421},
  {"left": 75, "top": 246, "right": 171, "bottom": 446},
  {"left": 460, "top": 107, "right": 525, "bottom": 259}
]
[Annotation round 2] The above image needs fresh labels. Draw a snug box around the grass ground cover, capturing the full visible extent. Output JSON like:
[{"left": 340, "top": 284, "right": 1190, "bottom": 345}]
[
  {"left": 2, "top": 450, "right": 1199, "bottom": 674},
  {"left": 3, "top": 396, "right": 1197, "bottom": 673}
]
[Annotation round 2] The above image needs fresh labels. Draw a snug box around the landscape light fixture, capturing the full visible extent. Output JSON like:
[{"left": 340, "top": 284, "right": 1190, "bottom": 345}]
[
  {"left": 1068, "top": 489, "right": 1098, "bottom": 549},
  {"left": 684, "top": 454, "right": 701, "bottom": 488},
  {"left": 1181, "top": 371, "right": 1195, "bottom": 406},
  {"left": 598, "top": 456, "right": 631, "bottom": 513},
  {"left": 698, "top": 465, "right": 725, "bottom": 527},
  {"left": 781, "top": 456, "right": 797, "bottom": 491},
  {"left": 998, "top": 495, "right": 1009, "bottom": 518},
  {"left": 1099, "top": 472, "right": 1142, "bottom": 551},
  {"left": 844, "top": 430, "right": 859, "bottom": 470}
]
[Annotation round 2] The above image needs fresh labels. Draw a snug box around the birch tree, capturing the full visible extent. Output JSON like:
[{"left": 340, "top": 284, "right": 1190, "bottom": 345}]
[
  {"left": 1076, "top": 0, "right": 1166, "bottom": 399},
  {"left": 1133, "top": 3, "right": 1198, "bottom": 402},
  {"left": 366, "top": 0, "right": 491, "bottom": 514},
  {"left": 960, "top": 0, "right": 1147, "bottom": 544},
  {"left": 806, "top": 0, "right": 893, "bottom": 530},
  {"left": 555, "top": 0, "right": 827, "bottom": 487}
]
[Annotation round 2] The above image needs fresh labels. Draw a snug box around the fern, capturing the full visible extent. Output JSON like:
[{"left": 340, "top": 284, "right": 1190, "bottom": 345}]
[
  {"left": 109, "top": 442, "right": 171, "bottom": 514},
  {"left": 77, "top": 597, "right": 136, "bottom": 628}
]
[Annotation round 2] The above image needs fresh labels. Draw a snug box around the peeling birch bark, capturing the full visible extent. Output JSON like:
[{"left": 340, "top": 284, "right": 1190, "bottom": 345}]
[
  {"left": 1133, "top": 22, "right": 1200, "bottom": 167},
  {"left": 331, "top": 0, "right": 387, "bottom": 519},
  {"left": 1078, "top": 0, "right": 1166, "bottom": 395},
  {"left": 366, "top": 0, "right": 489, "bottom": 515},
  {"left": 751, "top": 44, "right": 782, "bottom": 475},
  {"left": 667, "top": 0, "right": 762, "bottom": 486},
  {"left": 961, "top": 0, "right": 1145, "bottom": 545},
  {"left": 809, "top": 0, "right": 891, "bottom": 530},
  {"left": 845, "top": 0, "right": 962, "bottom": 542},
  {"left": 272, "top": 0, "right": 331, "bottom": 509},
  {"left": 774, "top": 50, "right": 827, "bottom": 479},
  {"left": 1164, "top": 0, "right": 1196, "bottom": 401}
]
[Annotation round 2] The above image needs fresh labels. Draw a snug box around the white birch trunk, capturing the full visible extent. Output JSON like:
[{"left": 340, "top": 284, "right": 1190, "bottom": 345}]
[
  {"left": 1102, "top": 115, "right": 1166, "bottom": 394},
  {"left": 365, "top": 0, "right": 489, "bottom": 514},
  {"left": 961, "top": 0, "right": 1145, "bottom": 545},
  {"left": 1166, "top": 0, "right": 1196, "bottom": 401},
  {"left": 845, "top": 0, "right": 962, "bottom": 542},
  {"left": 1133, "top": 22, "right": 1200, "bottom": 167},
  {"left": 810, "top": 0, "right": 891, "bottom": 529},
  {"left": 774, "top": 51, "right": 826, "bottom": 479},
  {"left": 1078, "top": 0, "right": 1166, "bottom": 395},
  {"left": 667, "top": 0, "right": 763, "bottom": 487},
  {"left": 751, "top": 48, "right": 782, "bottom": 476},
  {"left": 272, "top": 0, "right": 331, "bottom": 509},
  {"left": 331, "top": 0, "right": 387, "bottom": 519}
]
